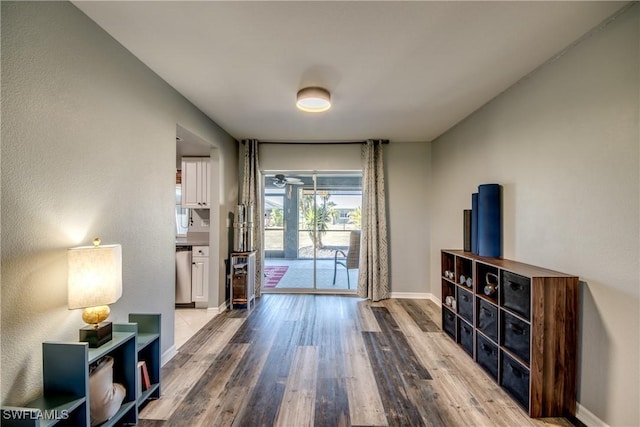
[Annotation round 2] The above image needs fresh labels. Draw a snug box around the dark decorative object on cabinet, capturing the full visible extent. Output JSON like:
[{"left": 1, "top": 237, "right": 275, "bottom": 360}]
[
  {"left": 471, "top": 193, "right": 479, "bottom": 254},
  {"left": 80, "top": 323, "right": 113, "bottom": 349},
  {"left": 477, "top": 183, "right": 501, "bottom": 257},
  {"left": 463, "top": 209, "right": 472, "bottom": 252}
]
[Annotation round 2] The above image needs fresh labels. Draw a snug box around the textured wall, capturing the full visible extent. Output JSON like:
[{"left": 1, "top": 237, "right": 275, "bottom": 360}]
[
  {"left": 1, "top": 1, "right": 237, "bottom": 405},
  {"left": 430, "top": 5, "right": 639, "bottom": 425},
  {"left": 385, "top": 142, "right": 431, "bottom": 295}
]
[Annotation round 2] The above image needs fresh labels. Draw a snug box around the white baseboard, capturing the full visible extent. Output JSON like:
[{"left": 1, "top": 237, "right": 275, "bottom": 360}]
[
  {"left": 576, "top": 403, "right": 609, "bottom": 427},
  {"left": 207, "top": 301, "right": 228, "bottom": 315},
  {"left": 390, "top": 292, "right": 439, "bottom": 304},
  {"left": 161, "top": 345, "right": 177, "bottom": 366},
  {"left": 427, "top": 293, "right": 441, "bottom": 305}
]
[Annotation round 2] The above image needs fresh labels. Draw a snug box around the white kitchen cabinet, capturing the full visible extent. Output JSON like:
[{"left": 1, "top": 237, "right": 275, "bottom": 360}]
[
  {"left": 191, "top": 246, "right": 209, "bottom": 304},
  {"left": 181, "top": 157, "right": 210, "bottom": 208}
]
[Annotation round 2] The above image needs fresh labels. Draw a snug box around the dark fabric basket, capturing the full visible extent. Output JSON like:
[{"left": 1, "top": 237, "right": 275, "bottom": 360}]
[
  {"left": 501, "top": 352, "right": 530, "bottom": 411},
  {"left": 458, "top": 319, "right": 474, "bottom": 356},
  {"left": 443, "top": 307, "right": 456, "bottom": 339},
  {"left": 457, "top": 287, "right": 473, "bottom": 323},
  {"left": 502, "top": 311, "right": 531, "bottom": 365},
  {"left": 501, "top": 271, "right": 531, "bottom": 319},
  {"left": 476, "top": 333, "right": 499, "bottom": 380},
  {"left": 477, "top": 299, "right": 498, "bottom": 342}
]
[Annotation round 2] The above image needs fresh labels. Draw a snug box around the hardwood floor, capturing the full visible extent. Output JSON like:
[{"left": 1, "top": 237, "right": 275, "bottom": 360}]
[{"left": 139, "top": 294, "right": 580, "bottom": 427}]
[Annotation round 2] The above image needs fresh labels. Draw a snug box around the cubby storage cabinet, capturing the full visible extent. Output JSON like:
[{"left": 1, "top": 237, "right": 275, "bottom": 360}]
[
  {"left": 1, "top": 314, "right": 161, "bottom": 426},
  {"left": 441, "top": 250, "right": 579, "bottom": 418},
  {"left": 230, "top": 251, "right": 256, "bottom": 310}
]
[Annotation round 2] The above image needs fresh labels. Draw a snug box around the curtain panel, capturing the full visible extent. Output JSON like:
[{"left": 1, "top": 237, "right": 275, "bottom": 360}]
[
  {"left": 241, "top": 139, "right": 263, "bottom": 296},
  {"left": 357, "top": 139, "right": 390, "bottom": 301}
]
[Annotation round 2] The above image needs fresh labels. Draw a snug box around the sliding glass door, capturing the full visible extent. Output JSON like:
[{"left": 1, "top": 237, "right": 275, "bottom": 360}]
[{"left": 263, "top": 172, "right": 361, "bottom": 292}]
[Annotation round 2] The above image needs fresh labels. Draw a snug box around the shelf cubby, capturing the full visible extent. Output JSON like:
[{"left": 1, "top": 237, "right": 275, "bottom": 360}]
[
  {"left": 441, "top": 251, "right": 455, "bottom": 281},
  {"left": 476, "top": 261, "right": 499, "bottom": 303},
  {"left": 455, "top": 256, "right": 473, "bottom": 287}
]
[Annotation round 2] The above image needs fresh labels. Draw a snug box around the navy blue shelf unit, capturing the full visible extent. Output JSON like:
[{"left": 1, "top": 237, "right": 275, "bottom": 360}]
[{"left": 1, "top": 314, "right": 161, "bottom": 426}]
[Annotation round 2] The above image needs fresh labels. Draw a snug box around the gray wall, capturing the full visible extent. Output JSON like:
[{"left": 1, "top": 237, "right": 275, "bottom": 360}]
[
  {"left": 1, "top": 1, "right": 238, "bottom": 405},
  {"left": 430, "top": 5, "right": 639, "bottom": 425},
  {"left": 259, "top": 142, "right": 431, "bottom": 296},
  {"left": 385, "top": 142, "right": 431, "bottom": 295}
]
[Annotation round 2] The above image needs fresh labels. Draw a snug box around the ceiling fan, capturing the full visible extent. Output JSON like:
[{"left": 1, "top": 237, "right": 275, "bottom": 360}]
[{"left": 272, "top": 174, "right": 303, "bottom": 188}]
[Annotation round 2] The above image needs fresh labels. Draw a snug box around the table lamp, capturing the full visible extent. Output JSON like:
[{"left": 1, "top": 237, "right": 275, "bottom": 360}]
[{"left": 68, "top": 238, "right": 122, "bottom": 348}]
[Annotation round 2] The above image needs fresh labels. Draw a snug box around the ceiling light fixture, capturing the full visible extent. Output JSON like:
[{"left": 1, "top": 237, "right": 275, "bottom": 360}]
[{"left": 296, "top": 87, "right": 331, "bottom": 113}]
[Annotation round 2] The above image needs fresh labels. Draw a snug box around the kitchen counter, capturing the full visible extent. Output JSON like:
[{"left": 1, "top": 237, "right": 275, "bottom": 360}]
[{"left": 176, "top": 232, "right": 209, "bottom": 246}]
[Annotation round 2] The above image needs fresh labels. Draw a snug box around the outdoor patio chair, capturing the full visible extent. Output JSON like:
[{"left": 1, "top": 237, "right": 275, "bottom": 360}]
[{"left": 332, "top": 230, "right": 360, "bottom": 289}]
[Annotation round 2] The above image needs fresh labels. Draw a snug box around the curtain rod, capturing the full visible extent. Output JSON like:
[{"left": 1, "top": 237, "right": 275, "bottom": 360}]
[{"left": 254, "top": 140, "right": 389, "bottom": 145}]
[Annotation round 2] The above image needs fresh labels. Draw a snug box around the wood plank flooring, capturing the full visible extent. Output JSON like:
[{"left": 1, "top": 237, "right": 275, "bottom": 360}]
[{"left": 139, "top": 295, "right": 581, "bottom": 427}]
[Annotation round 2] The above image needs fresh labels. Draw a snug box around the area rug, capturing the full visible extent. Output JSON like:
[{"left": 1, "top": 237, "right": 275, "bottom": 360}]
[{"left": 263, "top": 266, "right": 289, "bottom": 288}]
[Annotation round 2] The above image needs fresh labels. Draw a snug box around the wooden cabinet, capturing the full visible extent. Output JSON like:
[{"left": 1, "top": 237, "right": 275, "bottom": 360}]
[
  {"left": 230, "top": 251, "right": 255, "bottom": 310},
  {"left": 191, "top": 246, "right": 209, "bottom": 304},
  {"left": 1, "top": 314, "right": 161, "bottom": 426},
  {"left": 181, "top": 157, "right": 210, "bottom": 208},
  {"left": 441, "top": 250, "right": 579, "bottom": 418}
]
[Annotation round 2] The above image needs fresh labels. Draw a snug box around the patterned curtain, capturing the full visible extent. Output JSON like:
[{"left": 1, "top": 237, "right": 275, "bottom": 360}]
[
  {"left": 241, "top": 139, "right": 263, "bottom": 297},
  {"left": 357, "top": 140, "right": 390, "bottom": 301}
]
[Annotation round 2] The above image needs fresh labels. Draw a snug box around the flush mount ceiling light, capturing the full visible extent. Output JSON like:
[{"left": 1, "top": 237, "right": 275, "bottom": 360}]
[{"left": 296, "top": 87, "right": 331, "bottom": 113}]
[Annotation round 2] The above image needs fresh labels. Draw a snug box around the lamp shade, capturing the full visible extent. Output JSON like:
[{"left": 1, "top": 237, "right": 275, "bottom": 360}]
[{"left": 68, "top": 243, "right": 122, "bottom": 310}]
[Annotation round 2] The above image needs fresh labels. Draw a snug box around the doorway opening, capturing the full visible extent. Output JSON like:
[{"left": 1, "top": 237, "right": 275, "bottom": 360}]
[
  {"left": 262, "top": 172, "right": 362, "bottom": 293},
  {"left": 174, "top": 125, "right": 220, "bottom": 349}
]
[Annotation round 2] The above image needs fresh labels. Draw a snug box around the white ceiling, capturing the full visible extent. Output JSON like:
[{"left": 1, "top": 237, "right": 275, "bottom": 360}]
[{"left": 73, "top": 1, "right": 626, "bottom": 143}]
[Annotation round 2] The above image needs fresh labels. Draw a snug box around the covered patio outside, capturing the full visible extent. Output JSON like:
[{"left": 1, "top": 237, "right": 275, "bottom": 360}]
[{"left": 263, "top": 173, "right": 361, "bottom": 292}]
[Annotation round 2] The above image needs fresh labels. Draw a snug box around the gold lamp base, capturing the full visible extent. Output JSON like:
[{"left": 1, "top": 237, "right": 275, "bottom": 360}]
[
  {"left": 79, "top": 305, "right": 113, "bottom": 347},
  {"left": 82, "top": 305, "right": 110, "bottom": 324}
]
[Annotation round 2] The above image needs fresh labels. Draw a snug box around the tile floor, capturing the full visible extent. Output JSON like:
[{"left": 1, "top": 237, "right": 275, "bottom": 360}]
[
  {"left": 174, "top": 308, "right": 218, "bottom": 349},
  {"left": 264, "top": 259, "right": 358, "bottom": 290}
]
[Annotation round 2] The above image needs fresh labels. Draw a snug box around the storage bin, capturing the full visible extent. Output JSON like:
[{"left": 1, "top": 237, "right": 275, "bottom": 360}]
[
  {"left": 501, "top": 352, "right": 530, "bottom": 411},
  {"left": 476, "top": 333, "right": 499, "bottom": 380},
  {"left": 457, "top": 319, "right": 474, "bottom": 357},
  {"left": 502, "top": 311, "right": 530, "bottom": 364},
  {"left": 443, "top": 307, "right": 456, "bottom": 339},
  {"left": 457, "top": 287, "right": 474, "bottom": 323},
  {"left": 501, "top": 271, "right": 531, "bottom": 319},
  {"left": 477, "top": 298, "right": 498, "bottom": 342}
]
